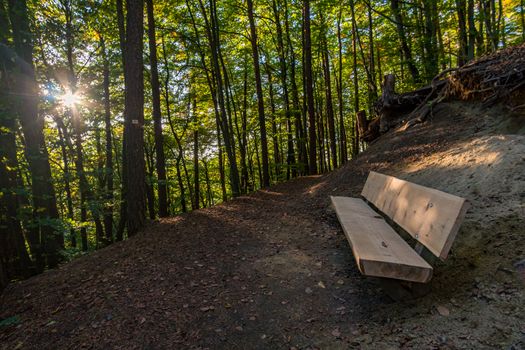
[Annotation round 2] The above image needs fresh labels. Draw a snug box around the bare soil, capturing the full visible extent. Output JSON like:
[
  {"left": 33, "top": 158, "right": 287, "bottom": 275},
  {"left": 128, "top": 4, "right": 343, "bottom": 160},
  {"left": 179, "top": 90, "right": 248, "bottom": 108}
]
[{"left": 1, "top": 100, "right": 524, "bottom": 349}]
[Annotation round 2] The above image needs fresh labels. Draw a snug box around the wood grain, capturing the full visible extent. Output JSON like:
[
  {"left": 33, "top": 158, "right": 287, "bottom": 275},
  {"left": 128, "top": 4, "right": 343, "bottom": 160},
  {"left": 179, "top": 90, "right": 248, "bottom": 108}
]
[
  {"left": 361, "top": 171, "right": 469, "bottom": 260},
  {"left": 331, "top": 196, "right": 433, "bottom": 283}
]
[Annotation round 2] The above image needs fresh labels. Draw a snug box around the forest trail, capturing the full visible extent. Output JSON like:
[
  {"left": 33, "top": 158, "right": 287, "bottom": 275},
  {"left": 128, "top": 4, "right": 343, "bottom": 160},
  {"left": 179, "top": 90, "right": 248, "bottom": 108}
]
[{"left": 1, "top": 100, "right": 524, "bottom": 349}]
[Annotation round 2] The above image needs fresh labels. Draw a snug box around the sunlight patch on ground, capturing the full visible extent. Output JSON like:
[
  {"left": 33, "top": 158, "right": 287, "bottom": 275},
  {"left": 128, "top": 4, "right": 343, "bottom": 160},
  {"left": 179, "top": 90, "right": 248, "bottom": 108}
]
[
  {"left": 401, "top": 134, "right": 525, "bottom": 222},
  {"left": 254, "top": 249, "right": 314, "bottom": 277}
]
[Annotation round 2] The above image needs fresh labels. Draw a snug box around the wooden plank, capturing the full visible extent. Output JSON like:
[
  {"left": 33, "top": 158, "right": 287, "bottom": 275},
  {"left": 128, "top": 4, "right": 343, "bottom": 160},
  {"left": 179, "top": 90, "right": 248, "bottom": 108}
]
[
  {"left": 331, "top": 196, "right": 433, "bottom": 283},
  {"left": 361, "top": 171, "right": 469, "bottom": 260}
]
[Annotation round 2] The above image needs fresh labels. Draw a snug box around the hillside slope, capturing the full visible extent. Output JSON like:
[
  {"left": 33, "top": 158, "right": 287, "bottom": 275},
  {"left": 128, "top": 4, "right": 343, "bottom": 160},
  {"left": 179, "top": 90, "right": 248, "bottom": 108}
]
[{"left": 1, "top": 100, "right": 524, "bottom": 349}]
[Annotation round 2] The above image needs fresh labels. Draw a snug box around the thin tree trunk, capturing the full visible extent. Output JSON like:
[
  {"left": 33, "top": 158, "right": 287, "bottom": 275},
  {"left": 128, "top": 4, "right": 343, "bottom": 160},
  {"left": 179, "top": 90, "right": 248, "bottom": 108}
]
[
  {"left": 367, "top": 4, "right": 377, "bottom": 106},
  {"left": 304, "top": 0, "right": 317, "bottom": 175},
  {"left": 521, "top": 0, "right": 525, "bottom": 41},
  {"left": 336, "top": 10, "right": 347, "bottom": 164},
  {"left": 146, "top": 0, "right": 168, "bottom": 217},
  {"left": 272, "top": 0, "right": 295, "bottom": 179},
  {"left": 115, "top": 0, "right": 127, "bottom": 242},
  {"left": 247, "top": 0, "right": 270, "bottom": 187},
  {"left": 57, "top": 124, "right": 76, "bottom": 247},
  {"left": 202, "top": 0, "right": 241, "bottom": 196},
  {"left": 64, "top": 1, "right": 104, "bottom": 249},
  {"left": 321, "top": 18, "right": 337, "bottom": 169},
  {"left": 144, "top": 143, "right": 156, "bottom": 220},
  {"left": 284, "top": 0, "right": 306, "bottom": 174},
  {"left": 100, "top": 36, "right": 114, "bottom": 242},
  {"left": 202, "top": 160, "right": 213, "bottom": 206},
  {"left": 265, "top": 64, "right": 281, "bottom": 180},
  {"left": 389, "top": 0, "right": 420, "bottom": 82},
  {"left": 457, "top": 0, "right": 468, "bottom": 65},
  {"left": 239, "top": 65, "right": 250, "bottom": 193},
  {"left": 193, "top": 99, "right": 200, "bottom": 210}
]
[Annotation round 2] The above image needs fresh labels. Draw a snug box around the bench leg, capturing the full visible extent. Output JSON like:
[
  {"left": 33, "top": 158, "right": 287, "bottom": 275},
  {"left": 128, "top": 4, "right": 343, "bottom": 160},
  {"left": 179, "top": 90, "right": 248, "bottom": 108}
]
[{"left": 378, "top": 278, "right": 432, "bottom": 301}]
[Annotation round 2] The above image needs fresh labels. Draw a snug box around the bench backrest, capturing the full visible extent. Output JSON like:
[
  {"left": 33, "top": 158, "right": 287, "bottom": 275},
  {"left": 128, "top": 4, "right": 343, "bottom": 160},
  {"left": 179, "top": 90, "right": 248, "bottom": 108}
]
[{"left": 361, "top": 171, "right": 469, "bottom": 260}]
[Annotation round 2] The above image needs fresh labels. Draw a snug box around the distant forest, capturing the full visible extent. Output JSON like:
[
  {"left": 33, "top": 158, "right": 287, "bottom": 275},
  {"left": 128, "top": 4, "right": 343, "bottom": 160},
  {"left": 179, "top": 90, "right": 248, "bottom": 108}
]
[{"left": 1, "top": 0, "right": 523, "bottom": 288}]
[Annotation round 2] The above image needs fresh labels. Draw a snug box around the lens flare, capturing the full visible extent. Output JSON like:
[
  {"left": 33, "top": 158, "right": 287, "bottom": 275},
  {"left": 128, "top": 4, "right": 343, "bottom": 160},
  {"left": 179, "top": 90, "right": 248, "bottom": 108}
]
[{"left": 59, "top": 90, "right": 82, "bottom": 108}]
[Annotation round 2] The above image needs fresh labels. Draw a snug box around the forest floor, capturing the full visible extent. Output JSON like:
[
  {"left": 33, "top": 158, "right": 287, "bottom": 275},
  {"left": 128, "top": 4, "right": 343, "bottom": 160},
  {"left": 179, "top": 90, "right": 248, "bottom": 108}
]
[{"left": 1, "top": 99, "right": 524, "bottom": 349}]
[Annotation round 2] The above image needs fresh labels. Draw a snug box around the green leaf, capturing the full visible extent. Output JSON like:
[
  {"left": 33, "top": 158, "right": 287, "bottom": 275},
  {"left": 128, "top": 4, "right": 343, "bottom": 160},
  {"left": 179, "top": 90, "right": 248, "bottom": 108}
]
[{"left": 0, "top": 315, "right": 21, "bottom": 327}]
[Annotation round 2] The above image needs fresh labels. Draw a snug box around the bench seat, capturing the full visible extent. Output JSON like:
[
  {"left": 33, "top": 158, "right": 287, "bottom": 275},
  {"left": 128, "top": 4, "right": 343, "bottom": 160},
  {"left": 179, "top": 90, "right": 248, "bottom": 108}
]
[{"left": 331, "top": 196, "right": 433, "bottom": 283}]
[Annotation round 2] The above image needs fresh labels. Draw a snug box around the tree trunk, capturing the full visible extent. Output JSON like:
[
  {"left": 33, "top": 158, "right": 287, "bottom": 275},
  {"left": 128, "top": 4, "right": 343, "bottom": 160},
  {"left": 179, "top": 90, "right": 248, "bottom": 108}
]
[
  {"left": 56, "top": 123, "right": 76, "bottom": 247},
  {"left": 465, "top": 0, "right": 476, "bottom": 61},
  {"left": 336, "top": 10, "right": 347, "bottom": 164},
  {"left": 265, "top": 64, "right": 281, "bottom": 180},
  {"left": 203, "top": 0, "right": 241, "bottom": 197},
  {"left": 303, "top": 0, "right": 317, "bottom": 175},
  {"left": 7, "top": 0, "right": 62, "bottom": 270},
  {"left": 115, "top": 0, "right": 127, "bottom": 242},
  {"left": 390, "top": 0, "right": 420, "bottom": 82},
  {"left": 100, "top": 36, "right": 114, "bottom": 242},
  {"left": 146, "top": 0, "right": 169, "bottom": 217},
  {"left": 193, "top": 99, "right": 200, "bottom": 210},
  {"left": 247, "top": 0, "right": 270, "bottom": 187},
  {"left": 64, "top": 1, "right": 105, "bottom": 249},
  {"left": 367, "top": 4, "right": 377, "bottom": 109},
  {"left": 321, "top": 21, "right": 337, "bottom": 169},
  {"left": 272, "top": 0, "right": 296, "bottom": 179},
  {"left": 0, "top": 67, "right": 32, "bottom": 281},
  {"left": 239, "top": 65, "right": 250, "bottom": 193},
  {"left": 521, "top": 0, "right": 525, "bottom": 41},
  {"left": 124, "top": 0, "right": 146, "bottom": 236},
  {"left": 422, "top": 0, "right": 439, "bottom": 79},
  {"left": 457, "top": 0, "right": 468, "bottom": 65},
  {"left": 144, "top": 143, "right": 156, "bottom": 220}
]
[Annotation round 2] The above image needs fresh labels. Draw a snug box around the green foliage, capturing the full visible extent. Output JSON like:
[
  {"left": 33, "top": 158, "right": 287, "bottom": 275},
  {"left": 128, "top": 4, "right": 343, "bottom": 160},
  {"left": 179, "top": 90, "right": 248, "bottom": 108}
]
[{"left": 0, "top": 316, "right": 21, "bottom": 327}]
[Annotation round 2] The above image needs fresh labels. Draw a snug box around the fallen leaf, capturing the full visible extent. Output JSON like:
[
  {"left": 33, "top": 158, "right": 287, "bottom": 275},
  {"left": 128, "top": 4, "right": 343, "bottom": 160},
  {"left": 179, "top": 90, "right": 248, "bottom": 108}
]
[{"left": 436, "top": 305, "right": 450, "bottom": 316}]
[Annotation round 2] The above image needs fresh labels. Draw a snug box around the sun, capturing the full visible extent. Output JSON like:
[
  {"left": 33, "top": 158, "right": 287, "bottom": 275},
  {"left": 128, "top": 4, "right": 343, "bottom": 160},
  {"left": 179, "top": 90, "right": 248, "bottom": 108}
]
[{"left": 59, "top": 90, "right": 82, "bottom": 108}]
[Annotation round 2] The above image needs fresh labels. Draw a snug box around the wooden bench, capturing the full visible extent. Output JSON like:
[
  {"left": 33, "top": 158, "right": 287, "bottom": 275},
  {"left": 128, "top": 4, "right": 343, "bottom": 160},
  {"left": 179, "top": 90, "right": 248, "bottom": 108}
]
[{"left": 331, "top": 171, "right": 469, "bottom": 283}]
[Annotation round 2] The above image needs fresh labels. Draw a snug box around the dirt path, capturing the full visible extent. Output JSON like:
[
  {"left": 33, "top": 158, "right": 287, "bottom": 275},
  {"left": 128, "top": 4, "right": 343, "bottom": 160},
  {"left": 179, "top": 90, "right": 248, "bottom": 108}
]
[{"left": 1, "top": 101, "right": 524, "bottom": 349}]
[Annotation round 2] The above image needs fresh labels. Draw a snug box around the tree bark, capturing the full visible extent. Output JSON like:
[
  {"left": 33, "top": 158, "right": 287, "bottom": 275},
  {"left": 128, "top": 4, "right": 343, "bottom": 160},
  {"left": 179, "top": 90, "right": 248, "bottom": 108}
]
[
  {"left": 124, "top": 0, "right": 147, "bottom": 236},
  {"left": 265, "top": 63, "right": 281, "bottom": 180},
  {"left": 147, "top": 0, "right": 168, "bottom": 217},
  {"left": 272, "top": 0, "right": 296, "bottom": 179},
  {"left": 303, "top": 0, "right": 317, "bottom": 175},
  {"left": 193, "top": 99, "right": 200, "bottom": 210},
  {"left": 247, "top": 0, "right": 270, "bottom": 187},
  {"left": 390, "top": 0, "right": 420, "bottom": 82},
  {"left": 7, "top": 0, "right": 62, "bottom": 269},
  {"left": 100, "top": 36, "right": 114, "bottom": 242},
  {"left": 336, "top": 10, "right": 347, "bottom": 163},
  {"left": 115, "top": 0, "right": 127, "bottom": 242},
  {"left": 321, "top": 18, "right": 337, "bottom": 169},
  {"left": 0, "top": 65, "right": 32, "bottom": 282},
  {"left": 457, "top": 0, "right": 469, "bottom": 65}
]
